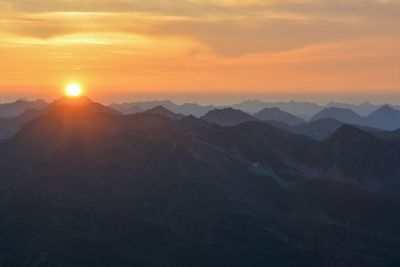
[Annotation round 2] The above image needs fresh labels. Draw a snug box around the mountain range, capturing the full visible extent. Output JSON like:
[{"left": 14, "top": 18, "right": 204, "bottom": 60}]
[
  {"left": 97, "top": 99, "right": 400, "bottom": 120},
  {"left": 325, "top": 101, "right": 396, "bottom": 116},
  {"left": 312, "top": 105, "right": 400, "bottom": 131},
  {"left": 110, "top": 100, "right": 220, "bottom": 117},
  {"left": 0, "top": 97, "right": 400, "bottom": 266},
  {"left": 200, "top": 108, "right": 259, "bottom": 126},
  {"left": 254, "top": 107, "right": 305, "bottom": 126},
  {"left": 142, "top": 105, "right": 185, "bottom": 120},
  {"left": 233, "top": 100, "right": 324, "bottom": 119},
  {"left": 0, "top": 99, "right": 48, "bottom": 117},
  {"left": 1, "top": 98, "right": 400, "bottom": 141}
]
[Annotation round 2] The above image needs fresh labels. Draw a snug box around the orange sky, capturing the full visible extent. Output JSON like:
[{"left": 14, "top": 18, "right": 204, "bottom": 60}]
[{"left": 0, "top": 0, "right": 399, "bottom": 103}]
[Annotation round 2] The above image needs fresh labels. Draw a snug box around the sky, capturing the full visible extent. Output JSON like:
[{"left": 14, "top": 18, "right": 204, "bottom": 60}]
[{"left": 0, "top": 0, "right": 399, "bottom": 104}]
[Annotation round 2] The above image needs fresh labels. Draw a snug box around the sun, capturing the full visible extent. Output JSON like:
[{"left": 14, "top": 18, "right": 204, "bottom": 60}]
[{"left": 65, "top": 84, "right": 82, "bottom": 97}]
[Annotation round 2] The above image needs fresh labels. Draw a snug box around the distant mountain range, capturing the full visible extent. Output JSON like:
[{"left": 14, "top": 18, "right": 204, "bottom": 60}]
[
  {"left": 233, "top": 100, "right": 324, "bottom": 119},
  {"left": 1, "top": 98, "right": 400, "bottom": 266},
  {"left": 368, "top": 105, "right": 400, "bottom": 130},
  {"left": 110, "top": 100, "right": 220, "bottom": 117},
  {"left": 105, "top": 99, "right": 400, "bottom": 120},
  {"left": 312, "top": 105, "right": 400, "bottom": 131},
  {"left": 266, "top": 118, "right": 383, "bottom": 140},
  {"left": 325, "top": 101, "right": 394, "bottom": 116},
  {"left": 254, "top": 107, "right": 305, "bottom": 126},
  {"left": 3, "top": 99, "right": 399, "bottom": 119},
  {"left": 201, "top": 108, "right": 259, "bottom": 126},
  {"left": 1, "top": 98, "right": 399, "bottom": 140},
  {"left": 142, "top": 105, "right": 185, "bottom": 120},
  {"left": 311, "top": 107, "right": 367, "bottom": 125},
  {"left": 0, "top": 99, "right": 48, "bottom": 117}
]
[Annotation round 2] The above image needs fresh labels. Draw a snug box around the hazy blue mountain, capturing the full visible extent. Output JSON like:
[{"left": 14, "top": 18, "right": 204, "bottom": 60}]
[
  {"left": 0, "top": 108, "right": 48, "bottom": 140},
  {"left": 326, "top": 101, "right": 400, "bottom": 116},
  {"left": 326, "top": 101, "right": 380, "bottom": 116},
  {"left": 295, "top": 118, "right": 346, "bottom": 140},
  {"left": 0, "top": 107, "right": 399, "bottom": 266},
  {"left": 367, "top": 105, "right": 400, "bottom": 131},
  {"left": 0, "top": 99, "right": 48, "bottom": 117},
  {"left": 311, "top": 107, "right": 368, "bottom": 125},
  {"left": 267, "top": 118, "right": 345, "bottom": 140},
  {"left": 201, "top": 108, "right": 259, "bottom": 126},
  {"left": 142, "top": 105, "right": 184, "bottom": 120},
  {"left": 233, "top": 100, "right": 324, "bottom": 119},
  {"left": 176, "top": 103, "right": 223, "bottom": 117},
  {"left": 109, "top": 103, "right": 143, "bottom": 114},
  {"left": 254, "top": 107, "right": 305, "bottom": 125},
  {"left": 110, "top": 100, "right": 221, "bottom": 117},
  {"left": 124, "top": 100, "right": 176, "bottom": 111},
  {"left": 268, "top": 118, "right": 385, "bottom": 140},
  {"left": 311, "top": 105, "right": 400, "bottom": 131},
  {"left": 232, "top": 100, "right": 399, "bottom": 121},
  {"left": 231, "top": 100, "right": 272, "bottom": 114}
]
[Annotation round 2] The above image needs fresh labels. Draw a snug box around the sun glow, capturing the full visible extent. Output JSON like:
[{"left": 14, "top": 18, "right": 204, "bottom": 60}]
[{"left": 65, "top": 84, "right": 82, "bottom": 97}]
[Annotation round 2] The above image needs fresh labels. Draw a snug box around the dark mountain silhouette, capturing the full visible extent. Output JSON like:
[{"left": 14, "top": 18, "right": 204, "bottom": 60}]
[
  {"left": 51, "top": 96, "right": 120, "bottom": 115},
  {"left": 0, "top": 96, "right": 120, "bottom": 140},
  {"left": 1, "top": 107, "right": 400, "bottom": 266},
  {"left": 254, "top": 107, "right": 305, "bottom": 125},
  {"left": 375, "top": 128, "right": 400, "bottom": 140},
  {"left": 201, "top": 108, "right": 259, "bottom": 126},
  {"left": 0, "top": 99, "right": 48, "bottom": 117},
  {"left": 367, "top": 105, "right": 400, "bottom": 131},
  {"left": 302, "top": 125, "right": 400, "bottom": 183},
  {"left": 142, "top": 105, "right": 184, "bottom": 120}
]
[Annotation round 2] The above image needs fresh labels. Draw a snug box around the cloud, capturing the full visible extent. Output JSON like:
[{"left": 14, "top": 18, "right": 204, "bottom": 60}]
[
  {"left": 1, "top": 0, "right": 398, "bottom": 49},
  {"left": 1, "top": 8, "right": 398, "bottom": 57},
  {"left": 2, "top": 0, "right": 400, "bottom": 19},
  {"left": 148, "top": 18, "right": 398, "bottom": 56}
]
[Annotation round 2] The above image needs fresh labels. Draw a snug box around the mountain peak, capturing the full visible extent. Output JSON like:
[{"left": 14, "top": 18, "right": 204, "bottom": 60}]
[
  {"left": 375, "top": 104, "right": 396, "bottom": 113},
  {"left": 254, "top": 107, "right": 305, "bottom": 126},
  {"left": 51, "top": 96, "right": 93, "bottom": 106},
  {"left": 329, "top": 124, "right": 376, "bottom": 144},
  {"left": 368, "top": 104, "right": 400, "bottom": 118},
  {"left": 311, "top": 106, "right": 365, "bottom": 125},
  {"left": 49, "top": 96, "right": 120, "bottom": 115},
  {"left": 143, "top": 105, "right": 184, "bottom": 120},
  {"left": 201, "top": 108, "right": 258, "bottom": 126},
  {"left": 147, "top": 105, "right": 171, "bottom": 112},
  {"left": 367, "top": 104, "right": 400, "bottom": 130}
]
